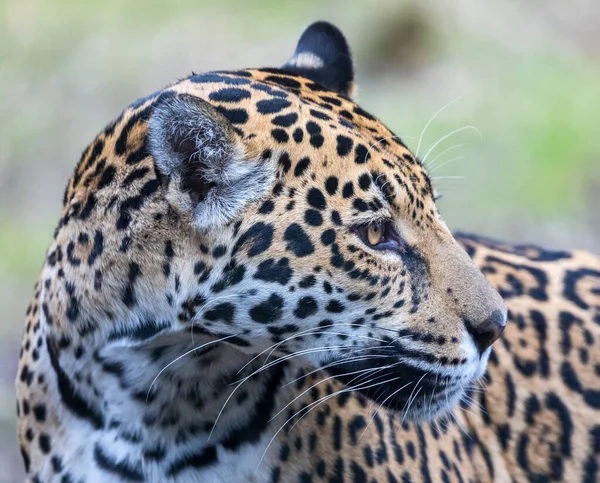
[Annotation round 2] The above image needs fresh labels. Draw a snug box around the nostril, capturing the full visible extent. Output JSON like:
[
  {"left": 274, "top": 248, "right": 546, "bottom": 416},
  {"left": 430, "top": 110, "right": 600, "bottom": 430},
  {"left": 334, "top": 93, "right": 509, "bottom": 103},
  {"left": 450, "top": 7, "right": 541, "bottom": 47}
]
[
  {"left": 486, "top": 309, "right": 507, "bottom": 328},
  {"left": 465, "top": 309, "right": 506, "bottom": 354}
]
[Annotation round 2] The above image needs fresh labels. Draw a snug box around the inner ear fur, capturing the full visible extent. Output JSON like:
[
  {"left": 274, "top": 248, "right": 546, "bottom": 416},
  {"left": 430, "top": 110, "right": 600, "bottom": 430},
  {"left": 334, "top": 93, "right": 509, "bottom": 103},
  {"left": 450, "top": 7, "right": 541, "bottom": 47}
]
[{"left": 148, "top": 94, "right": 275, "bottom": 231}]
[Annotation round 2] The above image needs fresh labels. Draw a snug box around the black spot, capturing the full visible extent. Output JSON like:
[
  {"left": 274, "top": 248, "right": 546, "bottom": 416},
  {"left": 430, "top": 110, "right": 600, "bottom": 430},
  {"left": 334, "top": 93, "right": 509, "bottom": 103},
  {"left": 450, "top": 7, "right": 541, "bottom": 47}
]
[
  {"left": 298, "top": 275, "right": 316, "bottom": 288},
  {"left": 114, "top": 105, "right": 152, "bottom": 156},
  {"left": 256, "top": 98, "right": 292, "bottom": 114},
  {"left": 97, "top": 165, "right": 117, "bottom": 189},
  {"left": 307, "top": 188, "right": 326, "bottom": 210},
  {"left": 358, "top": 173, "right": 372, "bottom": 191},
  {"left": 268, "top": 324, "right": 300, "bottom": 336},
  {"left": 293, "top": 128, "right": 304, "bottom": 143},
  {"left": 107, "top": 319, "right": 170, "bottom": 342},
  {"left": 216, "top": 106, "right": 248, "bottom": 124},
  {"left": 351, "top": 461, "right": 367, "bottom": 483},
  {"left": 39, "top": 433, "right": 51, "bottom": 454},
  {"left": 284, "top": 224, "right": 315, "bottom": 257},
  {"left": 354, "top": 106, "right": 376, "bottom": 121},
  {"left": 190, "top": 73, "right": 252, "bottom": 85},
  {"left": 310, "top": 109, "right": 332, "bottom": 121},
  {"left": 272, "top": 129, "right": 289, "bottom": 143},
  {"left": 306, "top": 121, "right": 321, "bottom": 135},
  {"left": 326, "top": 300, "right": 345, "bottom": 313},
  {"left": 122, "top": 263, "right": 141, "bottom": 308},
  {"left": 209, "top": 88, "right": 251, "bottom": 103},
  {"left": 354, "top": 143, "right": 370, "bottom": 164},
  {"left": 122, "top": 167, "right": 149, "bottom": 187},
  {"left": 210, "top": 261, "right": 246, "bottom": 293},
  {"left": 204, "top": 303, "right": 236, "bottom": 324},
  {"left": 166, "top": 445, "right": 217, "bottom": 478},
  {"left": 332, "top": 415, "right": 342, "bottom": 451},
  {"left": 331, "top": 211, "right": 342, "bottom": 226},
  {"left": 336, "top": 135, "right": 353, "bottom": 157},
  {"left": 51, "top": 455, "right": 63, "bottom": 473},
  {"left": 322, "top": 96, "right": 342, "bottom": 107},
  {"left": 220, "top": 362, "right": 286, "bottom": 451},
  {"left": 259, "top": 200, "right": 275, "bottom": 214},
  {"left": 305, "top": 209, "right": 323, "bottom": 226},
  {"left": 280, "top": 443, "right": 290, "bottom": 461},
  {"left": 234, "top": 222, "right": 274, "bottom": 257},
  {"left": 342, "top": 182, "right": 354, "bottom": 198},
  {"left": 125, "top": 144, "right": 149, "bottom": 166},
  {"left": 310, "top": 134, "right": 324, "bottom": 148},
  {"left": 294, "top": 157, "right": 311, "bottom": 177},
  {"left": 325, "top": 176, "right": 339, "bottom": 195},
  {"left": 299, "top": 471, "right": 313, "bottom": 483},
  {"left": 564, "top": 268, "right": 600, "bottom": 310},
  {"left": 264, "top": 75, "right": 301, "bottom": 89},
  {"left": 278, "top": 153, "right": 292, "bottom": 174},
  {"left": 272, "top": 112, "right": 298, "bottom": 127},
  {"left": 254, "top": 258, "right": 293, "bottom": 285},
  {"left": 116, "top": 179, "right": 160, "bottom": 230},
  {"left": 20, "top": 446, "right": 30, "bottom": 473},
  {"left": 33, "top": 404, "right": 46, "bottom": 422},
  {"left": 249, "top": 294, "right": 285, "bottom": 324},
  {"left": 66, "top": 241, "right": 81, "bottom": 267},
  {"left": 294, "top": 297, "right": 318, "bottom": 319},
  {"left": 78, "top": 193, "right": 97, "bottom": 220},
  {"left": 212, "top": 245, "right": 227, "bottom": 258},
  {"left": 321, "top": 229, "right": 336, "bottom": 246},
  {"left": 353, "top": 198, "right": 369, "bottom": 212}
]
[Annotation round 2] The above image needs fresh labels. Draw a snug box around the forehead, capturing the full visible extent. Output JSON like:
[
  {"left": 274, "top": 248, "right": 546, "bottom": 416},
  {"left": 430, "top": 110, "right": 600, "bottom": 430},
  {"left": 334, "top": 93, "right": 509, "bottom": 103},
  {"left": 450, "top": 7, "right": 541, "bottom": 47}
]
[{"left": 172, "top": 68, "right": 434, "bottom": 198}]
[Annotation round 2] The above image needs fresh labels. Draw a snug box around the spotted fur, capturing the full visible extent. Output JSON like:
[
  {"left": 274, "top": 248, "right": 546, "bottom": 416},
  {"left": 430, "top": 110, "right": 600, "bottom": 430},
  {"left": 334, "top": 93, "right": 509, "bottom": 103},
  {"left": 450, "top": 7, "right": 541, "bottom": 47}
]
[{"left": 16, "top": 21, "right": 599, "bottom": 483}]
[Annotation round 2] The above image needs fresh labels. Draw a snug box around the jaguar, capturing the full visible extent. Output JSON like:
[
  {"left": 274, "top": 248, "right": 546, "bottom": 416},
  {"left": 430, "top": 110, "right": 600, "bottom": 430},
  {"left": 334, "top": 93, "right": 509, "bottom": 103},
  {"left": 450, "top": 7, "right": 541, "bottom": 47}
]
[{"left": 16, "top": 21, "right": 600, "bottom": 482}]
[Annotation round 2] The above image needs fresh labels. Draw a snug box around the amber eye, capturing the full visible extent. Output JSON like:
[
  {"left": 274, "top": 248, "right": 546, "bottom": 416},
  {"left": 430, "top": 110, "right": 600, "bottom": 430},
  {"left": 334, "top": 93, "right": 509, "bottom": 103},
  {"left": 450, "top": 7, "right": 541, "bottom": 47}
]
[
  {"left": 355, "top": 220, "right": 405, "bottom": 253},
  {"left": 356, "top": 221, "right": 387, "bottom": 247},
  {"left": 367, "top": 222, "right": 384, "bottom": 245}
]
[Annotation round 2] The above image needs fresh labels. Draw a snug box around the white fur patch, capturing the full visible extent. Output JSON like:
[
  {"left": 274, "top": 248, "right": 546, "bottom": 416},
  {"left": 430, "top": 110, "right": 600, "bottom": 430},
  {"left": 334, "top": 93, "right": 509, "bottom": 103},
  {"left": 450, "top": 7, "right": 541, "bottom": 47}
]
[{"left": 287, "top": 52, "right": 325, "bottom": 70}]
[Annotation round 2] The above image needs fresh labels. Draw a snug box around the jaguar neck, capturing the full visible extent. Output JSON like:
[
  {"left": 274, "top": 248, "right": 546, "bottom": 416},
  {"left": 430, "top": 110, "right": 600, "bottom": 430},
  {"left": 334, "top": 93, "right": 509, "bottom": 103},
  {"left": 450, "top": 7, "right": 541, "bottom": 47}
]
[{"left": 45, "top": 326, "right": 311, "bottom": 461}]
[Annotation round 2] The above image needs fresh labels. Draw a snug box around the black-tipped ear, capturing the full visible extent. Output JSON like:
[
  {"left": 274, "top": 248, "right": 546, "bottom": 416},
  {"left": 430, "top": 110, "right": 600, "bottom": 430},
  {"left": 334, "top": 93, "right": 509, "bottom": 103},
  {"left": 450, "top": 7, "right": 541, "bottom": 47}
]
[
  {"left": 283, "top": 21, "right": 355, "bottom": 98},
  {"left": 149, "top": 94, "right": 275, "bottom": 231}
]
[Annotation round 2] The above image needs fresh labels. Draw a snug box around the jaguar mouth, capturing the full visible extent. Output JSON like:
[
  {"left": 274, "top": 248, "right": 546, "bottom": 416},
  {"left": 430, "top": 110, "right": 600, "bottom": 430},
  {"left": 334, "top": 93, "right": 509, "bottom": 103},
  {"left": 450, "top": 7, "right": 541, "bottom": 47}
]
[{"left": 323, "top": 349, "right": 469, "bottom": 421}]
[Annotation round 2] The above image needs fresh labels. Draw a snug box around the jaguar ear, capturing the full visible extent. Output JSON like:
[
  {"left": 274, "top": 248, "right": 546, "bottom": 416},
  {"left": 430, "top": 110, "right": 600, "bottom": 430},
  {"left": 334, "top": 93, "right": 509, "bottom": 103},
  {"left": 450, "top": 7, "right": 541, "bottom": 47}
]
[
  {"left": 283, "top": 21, "right": 355, "bottom": 98},
  {"left": 149, "top": 94, "right": 275, "bottom": 231}
]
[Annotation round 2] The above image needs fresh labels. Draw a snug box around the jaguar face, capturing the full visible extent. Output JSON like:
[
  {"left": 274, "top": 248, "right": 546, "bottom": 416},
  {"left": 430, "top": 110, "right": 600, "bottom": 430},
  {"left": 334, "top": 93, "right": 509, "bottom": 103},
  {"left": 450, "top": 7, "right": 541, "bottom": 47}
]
[{"left": 54, "top": 21, "right": 506, "bottom": 422}]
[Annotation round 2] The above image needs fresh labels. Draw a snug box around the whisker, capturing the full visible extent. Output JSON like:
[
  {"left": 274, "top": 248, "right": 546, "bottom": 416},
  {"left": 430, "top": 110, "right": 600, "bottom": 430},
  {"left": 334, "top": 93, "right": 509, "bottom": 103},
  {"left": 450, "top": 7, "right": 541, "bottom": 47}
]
[
  {"left": 237, "top": 323, "right": 401, "bottom": 376},
  {"left": 269, "top": 363, "right": 396, "bottom": 423},
  {"left": 415, "top": 95, "right": 465, "bottom": 157},
  {"left": 282, "top": 353, "right": 395, "bottom": 388},
  {"left": 401, "top": 372, "right": 428, "bottom": 425},
  {"left": 425, "top": 143, "right": 467, "bottom": 170},
  {"left": 211, "top": 343, "right": 395, "bottom": 440},
  {"left": 254, "top": 374, "right": 401, "bottom": 474},
  {"left": 428, "top": 156, "right": 465, "bottom": 174},
  {"left": 289, "top": 372, "right": 400, "bottom": 433},
  {"left": 146, "top": 333, "right": 240, "bottom": 400},
  {"left": 421, "top": 125, "right": 482, "bottom": 164},
  {"left": 358, "top": 380, "right": 414, "bottom": 442}
]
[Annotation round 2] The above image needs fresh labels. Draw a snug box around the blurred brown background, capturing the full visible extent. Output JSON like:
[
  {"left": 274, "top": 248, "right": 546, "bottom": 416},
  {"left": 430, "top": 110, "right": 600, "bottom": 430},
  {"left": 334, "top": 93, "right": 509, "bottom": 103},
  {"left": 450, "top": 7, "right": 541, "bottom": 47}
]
[{"left": 1, "top": 0, "right": 599, "bottom": 480}]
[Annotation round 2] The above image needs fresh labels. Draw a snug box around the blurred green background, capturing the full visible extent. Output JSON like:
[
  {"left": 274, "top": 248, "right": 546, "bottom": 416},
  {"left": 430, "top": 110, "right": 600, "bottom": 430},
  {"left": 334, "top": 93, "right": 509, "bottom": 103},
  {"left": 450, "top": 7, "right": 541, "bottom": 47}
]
[{"left": 1, "top": 0, "right": 599, "bottom": 480}]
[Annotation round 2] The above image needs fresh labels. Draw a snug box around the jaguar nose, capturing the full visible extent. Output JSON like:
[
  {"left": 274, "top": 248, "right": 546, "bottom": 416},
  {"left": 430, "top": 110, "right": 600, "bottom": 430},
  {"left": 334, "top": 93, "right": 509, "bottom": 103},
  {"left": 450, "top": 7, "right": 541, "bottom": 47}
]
[{"left": 465, "top": 309, "right": 506, "bottom": 354}]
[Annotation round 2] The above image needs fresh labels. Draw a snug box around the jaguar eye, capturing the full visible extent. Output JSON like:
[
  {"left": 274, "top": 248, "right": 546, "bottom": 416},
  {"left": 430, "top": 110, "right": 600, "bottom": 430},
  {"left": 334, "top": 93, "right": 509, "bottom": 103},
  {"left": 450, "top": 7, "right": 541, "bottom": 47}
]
[
  {"left": 356, "top": 221, "right": 387, "bottom": 247},
  {"left": 355, "top": 220, "right": 405, "bottom": 253},
  {"left": 366, "top": 222, "right": 384, "bottom": 245}
]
